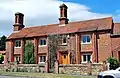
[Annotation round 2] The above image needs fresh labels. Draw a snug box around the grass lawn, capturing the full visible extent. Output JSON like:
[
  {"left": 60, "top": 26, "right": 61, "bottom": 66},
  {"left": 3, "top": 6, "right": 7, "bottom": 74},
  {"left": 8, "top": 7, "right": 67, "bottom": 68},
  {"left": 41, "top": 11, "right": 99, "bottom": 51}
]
[{"left": 0, "top": 72, "right": 97, "bottom": 78}]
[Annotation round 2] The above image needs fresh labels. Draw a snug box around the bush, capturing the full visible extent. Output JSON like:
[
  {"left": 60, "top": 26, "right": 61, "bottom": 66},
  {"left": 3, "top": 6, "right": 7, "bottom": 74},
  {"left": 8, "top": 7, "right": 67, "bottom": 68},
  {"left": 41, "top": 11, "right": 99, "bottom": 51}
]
[
  {"left": 107, "top": 57, "right": 119, "bottom": 70},
  {"left": 0, "top": 54, "right": 4, "bottom": 64}
]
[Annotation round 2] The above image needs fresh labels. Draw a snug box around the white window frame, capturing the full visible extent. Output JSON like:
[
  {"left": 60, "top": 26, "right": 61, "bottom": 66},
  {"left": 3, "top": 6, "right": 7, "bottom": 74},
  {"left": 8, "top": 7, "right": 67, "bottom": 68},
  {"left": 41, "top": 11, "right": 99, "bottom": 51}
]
[
  {"left": 81, "top": 35, "right": 91, "bottom": 44},
  {"left": 39, "top": 56, "right": 46, "bottom": 63},
  {"left": 82, "top": 53, "right": 92, "bottom": 63},
  {"left": 14, "top": 40, "right": 21, "bottom": 48},
  {"left": 39, "top": 38, "right": 47, "bottom": 47}
]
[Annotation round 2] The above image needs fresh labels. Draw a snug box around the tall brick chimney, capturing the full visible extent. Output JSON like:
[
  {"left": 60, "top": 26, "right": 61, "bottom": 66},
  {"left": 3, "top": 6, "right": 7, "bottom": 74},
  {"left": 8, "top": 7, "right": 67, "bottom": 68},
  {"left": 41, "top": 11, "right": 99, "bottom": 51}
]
[
  {"left": 13, "top": 12, "right": 24, "bottom": 31},
  {"left": 59, "top": 4, "right": 69, "bottom": 25}
]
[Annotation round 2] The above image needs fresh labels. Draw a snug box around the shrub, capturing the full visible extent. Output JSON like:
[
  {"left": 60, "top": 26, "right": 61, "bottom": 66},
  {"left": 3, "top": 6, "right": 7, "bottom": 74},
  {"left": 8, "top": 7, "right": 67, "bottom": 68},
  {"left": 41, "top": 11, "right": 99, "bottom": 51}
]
[
  {"left": 0, "top": 54, "right": 4, "bottom": 64},
  {"left": 107, "top": 56, "right": 119, "bottom": 70}
]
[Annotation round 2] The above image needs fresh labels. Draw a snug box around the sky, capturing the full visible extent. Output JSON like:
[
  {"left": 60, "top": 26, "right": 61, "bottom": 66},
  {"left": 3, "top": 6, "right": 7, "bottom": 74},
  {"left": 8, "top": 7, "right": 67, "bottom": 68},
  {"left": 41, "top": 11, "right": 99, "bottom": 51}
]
[{"left": 0, "top": 0, "right": 120, "bottom": 36}]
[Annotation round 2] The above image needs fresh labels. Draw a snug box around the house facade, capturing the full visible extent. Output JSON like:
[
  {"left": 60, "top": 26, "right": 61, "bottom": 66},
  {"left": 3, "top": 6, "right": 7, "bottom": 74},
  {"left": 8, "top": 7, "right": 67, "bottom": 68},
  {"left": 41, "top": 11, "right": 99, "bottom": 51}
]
[{"left": 5, "top": 4, "right": 120, "bottom": 64}]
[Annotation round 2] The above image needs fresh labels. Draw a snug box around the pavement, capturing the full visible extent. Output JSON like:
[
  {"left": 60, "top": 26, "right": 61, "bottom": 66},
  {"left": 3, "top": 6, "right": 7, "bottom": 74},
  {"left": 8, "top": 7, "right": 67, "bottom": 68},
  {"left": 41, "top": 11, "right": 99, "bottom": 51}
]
[{"left": 0, "top": 76, "right": 26, "bottom": 78}]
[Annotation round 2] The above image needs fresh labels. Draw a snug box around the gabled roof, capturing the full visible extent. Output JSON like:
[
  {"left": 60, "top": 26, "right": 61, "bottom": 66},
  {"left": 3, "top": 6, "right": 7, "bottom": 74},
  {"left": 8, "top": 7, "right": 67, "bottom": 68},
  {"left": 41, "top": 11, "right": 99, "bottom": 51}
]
[{"left": 7, "top": 17, "right": 113, "bottom": 40}]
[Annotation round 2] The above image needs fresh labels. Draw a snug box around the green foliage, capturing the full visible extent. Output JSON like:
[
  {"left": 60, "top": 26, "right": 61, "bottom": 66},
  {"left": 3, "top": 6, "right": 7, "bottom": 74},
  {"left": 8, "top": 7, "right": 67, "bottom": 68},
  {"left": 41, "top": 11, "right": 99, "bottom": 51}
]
[
  {"left": 107, "top": 56, "right": 119, "bottom": 70},
  {"left": 24, "top": 42, "right": 35, "bottom": 64},
  {"left": 0, "top": 54, "right": 4, "bottom": 64},
  {"left": 48, "top": 34, "right": 62, "bottom": 72},
  {"left": 0, "top": 35, "right": 6, "bottom": 51}
]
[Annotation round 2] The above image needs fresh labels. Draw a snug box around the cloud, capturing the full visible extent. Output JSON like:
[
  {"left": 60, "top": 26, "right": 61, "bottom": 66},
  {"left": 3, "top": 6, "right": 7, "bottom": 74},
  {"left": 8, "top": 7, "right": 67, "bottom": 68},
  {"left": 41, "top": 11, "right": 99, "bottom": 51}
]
[
  {"left": 0, "top": 0, "right": 115, "bottom": 36},
  {"left": 113, "top": 15, "right": 120, "bottom": 22}
]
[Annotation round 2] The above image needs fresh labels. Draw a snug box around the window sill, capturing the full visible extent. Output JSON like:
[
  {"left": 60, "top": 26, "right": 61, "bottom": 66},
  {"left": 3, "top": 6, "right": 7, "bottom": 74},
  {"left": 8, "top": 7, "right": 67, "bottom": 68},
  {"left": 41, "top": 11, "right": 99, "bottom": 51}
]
[
  {"left": 81, "top": 62, "right": 88, "bottom": 63},
  {"left": 14, "top": 47, "right": 21, "bottom": 48},
  {"left": 81, "top": 42, "right": 91, "bottom": 45},
  {"left": 39, "top": 62, "right": 45, "bottom": 64},
  {"left": 39, "top": 45, "right": 47, "bottom": 47},
  {"left": 81, "top": 61, "right": 92, "bottom": 64},
  {"left": 61, "top": 43, "right": 67, "bottom": 46}
]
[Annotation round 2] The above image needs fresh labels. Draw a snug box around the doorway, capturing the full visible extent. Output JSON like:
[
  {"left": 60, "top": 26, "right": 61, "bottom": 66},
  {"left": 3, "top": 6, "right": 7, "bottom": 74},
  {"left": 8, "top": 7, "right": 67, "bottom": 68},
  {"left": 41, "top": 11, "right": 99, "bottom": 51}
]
[{"left": 60, "top": 52, "right": 69, "bottom": 64}]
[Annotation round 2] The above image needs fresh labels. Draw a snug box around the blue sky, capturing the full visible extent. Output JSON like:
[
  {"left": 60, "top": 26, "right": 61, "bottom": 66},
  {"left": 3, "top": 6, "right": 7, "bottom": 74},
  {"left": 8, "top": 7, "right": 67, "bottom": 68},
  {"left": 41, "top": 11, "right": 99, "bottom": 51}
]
[{"left": 60, "top": 0, "right": 120, "bottom": 15}]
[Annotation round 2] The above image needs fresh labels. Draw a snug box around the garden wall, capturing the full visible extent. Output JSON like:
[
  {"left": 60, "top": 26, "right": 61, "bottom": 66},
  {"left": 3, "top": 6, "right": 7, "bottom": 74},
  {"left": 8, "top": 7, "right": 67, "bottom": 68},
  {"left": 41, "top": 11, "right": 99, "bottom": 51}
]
[
  {"left": 0, "top": 62, "right": 46, "bottom": 73},
  {"left": 0, "top": 62, "right": 108, "bottom": 76},
  {"left": 59, "top": 63, "right": 108, "bottom": 76}
]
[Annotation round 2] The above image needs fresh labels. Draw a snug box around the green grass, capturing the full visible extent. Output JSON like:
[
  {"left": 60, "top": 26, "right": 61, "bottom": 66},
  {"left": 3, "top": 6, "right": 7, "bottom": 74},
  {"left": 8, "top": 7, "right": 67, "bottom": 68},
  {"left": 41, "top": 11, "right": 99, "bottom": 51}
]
[{"left": 0, "top": 72, "right": 96, "bottom": 78}]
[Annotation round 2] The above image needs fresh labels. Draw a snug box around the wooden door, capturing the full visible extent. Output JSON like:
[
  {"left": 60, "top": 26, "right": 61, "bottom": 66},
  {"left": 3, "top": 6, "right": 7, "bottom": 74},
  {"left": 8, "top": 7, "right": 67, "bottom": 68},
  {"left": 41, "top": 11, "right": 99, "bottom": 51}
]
[{"left": 61, "top": 53, "right": 68, "bottom": 64}]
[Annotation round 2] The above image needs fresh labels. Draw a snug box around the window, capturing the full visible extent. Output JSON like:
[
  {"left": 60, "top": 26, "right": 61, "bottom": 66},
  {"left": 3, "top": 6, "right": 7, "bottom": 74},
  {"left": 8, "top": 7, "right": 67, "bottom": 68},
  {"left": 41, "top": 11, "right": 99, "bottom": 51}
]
[
  {"left": 62, "top": 37, "right": 67, "bottom": 44},
  {"left": 82, "top": 54, "right": 92, "bottom": 63},
  {"left": 39, "top": 56, "right": 46, "bottom": 63},
  {"left": 81, "top": 35, "right": 91, "bottom": 44},
  {"left": 15, "top": 40, "right": 21, "bottom": 47},
  {"left": 15, "top": 56, "right": 20, "bottom": 62},
  {"left": 40, "top": 38, "right": 46, "bottom": 46}
]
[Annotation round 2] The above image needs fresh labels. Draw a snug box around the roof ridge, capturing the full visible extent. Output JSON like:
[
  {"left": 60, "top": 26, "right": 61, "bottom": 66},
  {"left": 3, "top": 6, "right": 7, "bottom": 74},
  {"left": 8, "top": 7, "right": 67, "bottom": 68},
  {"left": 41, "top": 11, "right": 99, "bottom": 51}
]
[
  {"left": 68, "top": 17, "right": 112, "bottom": 24},
  {"left": 24, "top": 17, "right": 112, "bottom": 29}
]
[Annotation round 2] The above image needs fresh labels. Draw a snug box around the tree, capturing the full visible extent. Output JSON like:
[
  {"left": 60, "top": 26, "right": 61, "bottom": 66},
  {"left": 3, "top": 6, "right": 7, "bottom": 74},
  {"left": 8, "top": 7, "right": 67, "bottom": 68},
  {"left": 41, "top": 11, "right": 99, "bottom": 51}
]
[
  {"left": 24, "top": 42, "right": 35, "bottom": 64},
  {"left": 48, "top": 34, "right": 62, "bottom": 72},
  {"left": 0, "top": 54, "right": 4, "bottom": 64},
  {"left": 0, "top": 35, "right": 6, "bottom": 51}
]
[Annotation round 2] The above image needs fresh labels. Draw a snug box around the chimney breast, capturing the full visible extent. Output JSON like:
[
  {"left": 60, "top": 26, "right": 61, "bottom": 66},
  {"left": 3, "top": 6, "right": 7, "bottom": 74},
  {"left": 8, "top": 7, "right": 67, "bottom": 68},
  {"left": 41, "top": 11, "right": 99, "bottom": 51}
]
[
  {"left": 13, "top": 12, "right": 24, "bottom": 31},
  {"left": 59, "top": 4, "right": 69, "bottom": 25}
]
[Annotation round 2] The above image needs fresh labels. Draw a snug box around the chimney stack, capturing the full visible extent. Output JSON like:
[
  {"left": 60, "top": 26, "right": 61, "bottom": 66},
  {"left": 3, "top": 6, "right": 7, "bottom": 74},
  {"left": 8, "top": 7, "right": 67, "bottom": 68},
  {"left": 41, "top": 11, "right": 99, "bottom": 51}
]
[
  {"left": 59, "top": 4, "right": 69, "bottom": 25},
  {"left": 13, "top": 12, "right": 24, "bottom": 31}
]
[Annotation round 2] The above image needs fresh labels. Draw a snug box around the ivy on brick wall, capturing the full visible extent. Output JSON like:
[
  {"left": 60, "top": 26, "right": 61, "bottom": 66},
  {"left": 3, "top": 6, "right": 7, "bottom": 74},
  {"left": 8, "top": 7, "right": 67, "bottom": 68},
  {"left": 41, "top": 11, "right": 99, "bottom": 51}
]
[
  {"left": 48, "top": 34, "right": 62, "bottom": 72},
  {"left": 24, "top": 42, "right": 35, "bottom": 64}
]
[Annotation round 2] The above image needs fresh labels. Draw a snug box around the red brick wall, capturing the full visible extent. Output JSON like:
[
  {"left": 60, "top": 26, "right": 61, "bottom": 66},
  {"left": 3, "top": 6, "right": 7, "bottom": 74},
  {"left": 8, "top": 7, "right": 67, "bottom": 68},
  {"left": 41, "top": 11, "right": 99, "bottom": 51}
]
[
  {"left": 38, "top": 46, "right": 48, "bottom": 54},
  {"left": 69, "top": 35, "right": 76, "bottom": 51},
  {"left": 98, "top": 33, "right": 112, "bottom": 62},
  {"left": 6, "top": 41, "right": 11, "bottom": 62},
  {"left": 81, "top": 44, "right": 93, "bottom": 52},
  {"left": 111, "top": 38, "right": 120, "bottom": 60},
  {"left": 14, "top": 48, "right": 21, "bottom": 54}
]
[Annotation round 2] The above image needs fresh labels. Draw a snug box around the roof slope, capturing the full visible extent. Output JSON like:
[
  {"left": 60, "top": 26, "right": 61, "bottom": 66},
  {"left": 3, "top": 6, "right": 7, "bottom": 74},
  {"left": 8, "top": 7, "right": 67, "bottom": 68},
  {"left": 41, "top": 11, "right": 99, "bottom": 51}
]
[{"left": 8, "top": 17, "right": 113, "bottom": 39}]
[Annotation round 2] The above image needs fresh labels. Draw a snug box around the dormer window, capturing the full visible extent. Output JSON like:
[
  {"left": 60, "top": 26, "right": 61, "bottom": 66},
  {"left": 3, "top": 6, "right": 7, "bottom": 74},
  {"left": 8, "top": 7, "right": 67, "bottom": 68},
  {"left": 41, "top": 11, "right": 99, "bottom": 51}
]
[
  {"left": 15, "top": 40, "right": 21, "bottom": 48},
  {"left": 81, "top": 35, "right": 91, "bottom": 44}
]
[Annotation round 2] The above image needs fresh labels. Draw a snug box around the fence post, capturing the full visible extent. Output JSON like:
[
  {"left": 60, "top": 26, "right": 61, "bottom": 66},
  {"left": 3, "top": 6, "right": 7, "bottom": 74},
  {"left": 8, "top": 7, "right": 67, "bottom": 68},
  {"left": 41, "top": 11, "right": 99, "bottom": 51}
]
[
  {"left": 45, "top": 60, "right": 49, "bottom": 73},
  {"left": 107, "top": 62, "right": 110, "bottom": 70},
  {"left": 102, "top": 61, "right": 107, "bottom": 71},
  {"left": 87, "top": 61, "right": 92, "bottom": 75},
  {"left": 54, "top": 60, "right": 59, "bottom": 74}
]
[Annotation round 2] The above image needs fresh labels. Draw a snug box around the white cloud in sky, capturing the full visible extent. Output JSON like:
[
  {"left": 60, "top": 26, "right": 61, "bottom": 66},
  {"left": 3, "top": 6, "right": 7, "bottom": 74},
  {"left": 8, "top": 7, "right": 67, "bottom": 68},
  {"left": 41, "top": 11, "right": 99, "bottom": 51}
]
[{"left": 0, "top": 0, "right": 118, "bottom": 36}]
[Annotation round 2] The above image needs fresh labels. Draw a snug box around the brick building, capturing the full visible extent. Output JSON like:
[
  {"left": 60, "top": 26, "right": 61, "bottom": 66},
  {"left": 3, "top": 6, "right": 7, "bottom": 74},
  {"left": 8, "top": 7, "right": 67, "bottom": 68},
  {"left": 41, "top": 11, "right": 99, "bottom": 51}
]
[{"left": 5, "top": 4, "right": 120, "bottom": 64}]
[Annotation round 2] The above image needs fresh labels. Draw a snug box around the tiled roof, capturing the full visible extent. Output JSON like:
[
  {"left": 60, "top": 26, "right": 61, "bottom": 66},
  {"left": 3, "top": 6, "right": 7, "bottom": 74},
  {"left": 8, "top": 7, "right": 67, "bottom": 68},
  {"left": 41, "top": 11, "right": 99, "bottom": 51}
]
[{"left": 7, "top": 17, "right": 113, "bottom": 39}]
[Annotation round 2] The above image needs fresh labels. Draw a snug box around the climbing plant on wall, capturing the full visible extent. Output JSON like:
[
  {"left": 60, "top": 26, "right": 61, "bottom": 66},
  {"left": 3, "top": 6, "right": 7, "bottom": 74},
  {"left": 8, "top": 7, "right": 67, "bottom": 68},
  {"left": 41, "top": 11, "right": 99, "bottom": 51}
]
[
  {"left": 48, "top": 34, "right": 62, "bottom": 72},
  {"left": 24, "top": 42, "right": 35, "bottom": 64}
]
